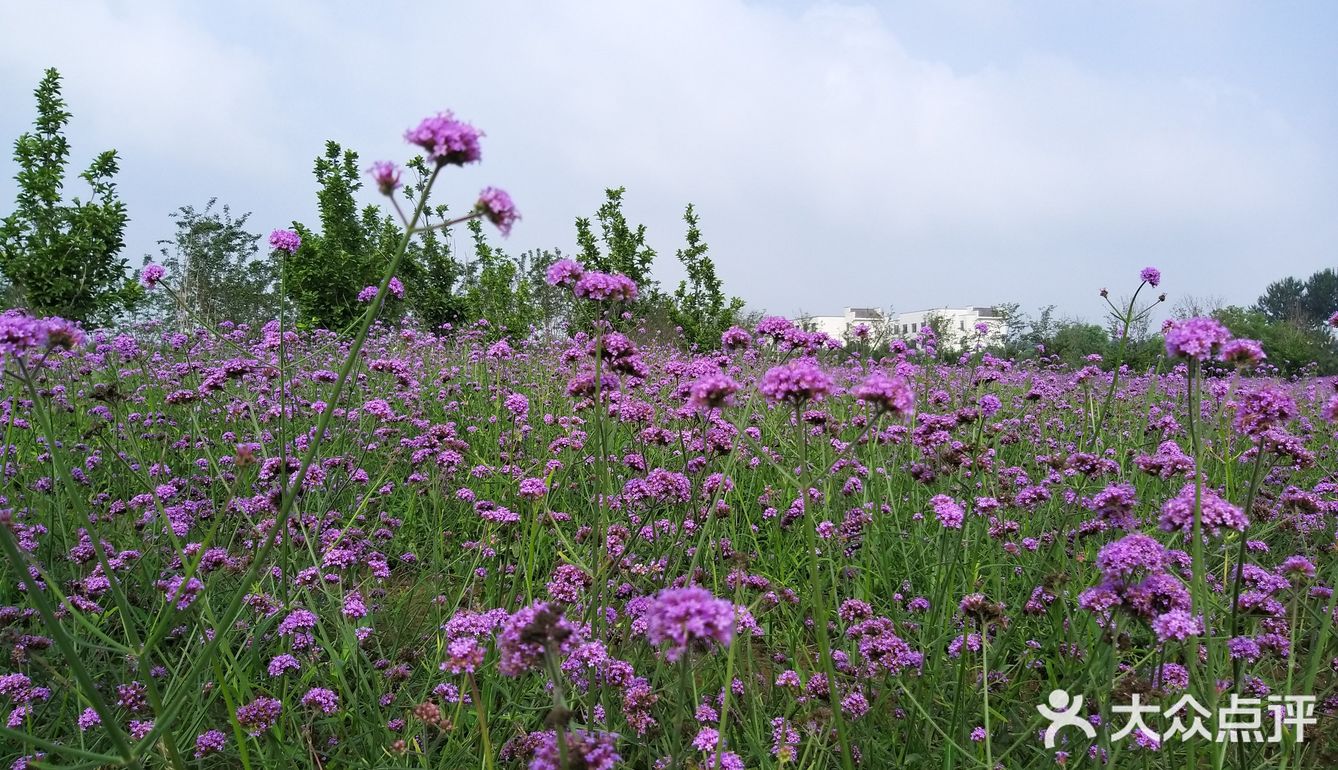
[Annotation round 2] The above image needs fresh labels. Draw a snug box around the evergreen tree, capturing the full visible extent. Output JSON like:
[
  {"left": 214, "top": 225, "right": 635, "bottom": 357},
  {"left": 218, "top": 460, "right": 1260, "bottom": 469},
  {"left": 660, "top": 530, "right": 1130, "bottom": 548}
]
[
  {"left": 1303, "top": 268, "right": 1338, "bottom": 328},
  {"left": 1253, "top": 276, "right": 1308, "bottom": 325}
]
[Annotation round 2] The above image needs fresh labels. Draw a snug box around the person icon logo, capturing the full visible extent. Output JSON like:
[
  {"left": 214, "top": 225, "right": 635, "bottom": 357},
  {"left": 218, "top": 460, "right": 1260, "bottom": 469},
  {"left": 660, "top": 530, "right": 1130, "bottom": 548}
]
[{"left": 1037, "top": 689, "right": 1096, "bottom": 748}]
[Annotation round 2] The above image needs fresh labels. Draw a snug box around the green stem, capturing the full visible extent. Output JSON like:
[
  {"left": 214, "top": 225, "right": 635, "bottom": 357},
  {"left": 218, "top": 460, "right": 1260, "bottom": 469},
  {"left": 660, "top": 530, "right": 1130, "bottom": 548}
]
[{"left": 797, "top": 404, "right": 854, "bottom": 770}]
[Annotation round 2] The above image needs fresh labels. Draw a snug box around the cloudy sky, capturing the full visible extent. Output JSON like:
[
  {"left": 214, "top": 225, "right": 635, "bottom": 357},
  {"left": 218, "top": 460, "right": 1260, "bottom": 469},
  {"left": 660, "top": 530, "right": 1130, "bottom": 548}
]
[{"left": 2, "top": 1, "right": 1335, "bottom": 320}]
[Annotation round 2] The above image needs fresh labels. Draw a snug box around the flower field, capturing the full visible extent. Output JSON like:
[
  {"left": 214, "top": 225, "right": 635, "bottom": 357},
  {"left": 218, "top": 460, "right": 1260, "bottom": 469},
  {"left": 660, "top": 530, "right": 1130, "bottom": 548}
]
[{"left": 1, "top": 115, "right": 1337, "bottom": 770}]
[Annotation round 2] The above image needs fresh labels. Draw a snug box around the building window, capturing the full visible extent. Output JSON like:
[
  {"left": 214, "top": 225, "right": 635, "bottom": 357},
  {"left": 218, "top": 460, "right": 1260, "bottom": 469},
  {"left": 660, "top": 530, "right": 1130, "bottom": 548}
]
[{"left": 912, "top": 323, "right": 918, "bottom": 332}]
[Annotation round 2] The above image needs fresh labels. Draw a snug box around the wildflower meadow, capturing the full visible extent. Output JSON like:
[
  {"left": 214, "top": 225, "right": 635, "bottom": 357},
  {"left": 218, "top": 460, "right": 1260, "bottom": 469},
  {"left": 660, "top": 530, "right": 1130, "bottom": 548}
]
[{"left": 2, "top": 106, "right": 1338, "bottom": 770}]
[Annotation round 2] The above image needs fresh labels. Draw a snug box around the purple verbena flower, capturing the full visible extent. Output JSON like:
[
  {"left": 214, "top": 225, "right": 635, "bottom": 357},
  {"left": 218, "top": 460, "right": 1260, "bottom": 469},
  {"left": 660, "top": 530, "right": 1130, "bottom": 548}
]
[
  {"left": 546, "top": 258, "right": 585, "bottom": 287},
  {"left": 759, "top": 358, "right": 832, "bottom": 404},
  {"left": 194, "top": 729, "right": 227, "bottom": 758},
  {"left": 573, "top": 271, "right": 638, "bottom": 302},
  {"left": 1158, "top": 483, "right": 1249, "bottom": 537},
  {"left": 405, "top": 112, "right": 483, "bottom": 166},
  {"left": 688, "top": 373, "right": 740, "bottom": 412},
  {"left": 476, "top": 187, "right": 520, "bottom": 237},
  {"left": 852, "top": 371, "right": 914, "bottom": 417},
  {"left": 301, "top": 687, "right": 340, "bottom": 714},
  {"left": 140, "top": 263, "right": 166, "bottom": 288},
  {"left": 1221, "top": 338, "right": 1266, "bottom": 367},
  {"left": 1164, "top": 317, "right": 1231, "bottom": 360},
  {"left": 1150, "top": 609, "right": 1202, "bottom": 643},
  {"left": 529, "top": 729, "right": 620, "bottom": 770},
  {"left": 236, "top": 696, "right": 282, "bottom": 736},
  {"left": 269, "top": 229, "right": 301, "bottom": 255},
  {"left": 368, "top": 161, "right": 402, "bottom": 195},
  {"left": 645, "top": 585, "right": 734, "bottom": 662},
  {"left": 930, "top": 494, "right": 965, "bottom": 529},
  {"left": 1096, "top": 534, "right": 1167, "bottom": 580}
]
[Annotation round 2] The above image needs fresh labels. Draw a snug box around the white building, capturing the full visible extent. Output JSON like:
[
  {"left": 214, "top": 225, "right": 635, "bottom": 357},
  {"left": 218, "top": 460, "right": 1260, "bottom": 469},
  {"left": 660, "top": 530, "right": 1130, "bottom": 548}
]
[
  {"left": 805, "top": 307, "right": 886, "bottom": 340},
  {"left": 806, "top": 306, "right": 1008, "bottom": 347},
  {"left": 890, "top": 306, "right": 1007, "bottom": 346}
]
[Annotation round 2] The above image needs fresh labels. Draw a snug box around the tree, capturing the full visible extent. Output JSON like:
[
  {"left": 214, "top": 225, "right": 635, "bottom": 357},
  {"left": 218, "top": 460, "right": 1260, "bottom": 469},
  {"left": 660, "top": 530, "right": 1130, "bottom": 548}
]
[
  {"left": 1214, "top": 305, "right": 1338, "bottom": 376},
  {"left": 1, "top": 68, "right": 138, "bottom": 323},
  {"left": 1049, "top": 321, "right": 1110, "bottom": 367},
  {"left": 1303, "top": 268, "right": 1338, "bottom": 328},
  {"left": 142, "top": 199, "right": 279, "bottom": 329},
  {"left": 1254, "top": 276, "right": 1308, "bottom": 326},
  {"left": 460, "top": 219, "right": 534, "bottom": 339},
  {"left": 285, "top": 141, "right": 400, "bottom": 330},
  {"left": 668, "top": 204, "right": 743, "bottom": 349},
  {"left": 576, "top": 187, "right": 659, "bottom": 300},
  {"left": 993, "top": 303, "right": 1058, "bottom": 359},
  {"left": 518, "top": 247, "right": 576, "bottom": 338},
  {"left": 399, "top": 157, "right": 466, "bottom": 332},
  {"left": 1171, "top": 294, "right": 1226, "bottom": 320}
]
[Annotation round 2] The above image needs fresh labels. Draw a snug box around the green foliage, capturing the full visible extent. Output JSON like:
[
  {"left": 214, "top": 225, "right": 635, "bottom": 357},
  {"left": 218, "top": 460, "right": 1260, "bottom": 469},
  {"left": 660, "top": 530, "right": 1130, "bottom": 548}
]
[
  {"left": 994, "top": 303, "right": 1057, "bottom": 359},
  {"left": 517, "top": 247, "right": 577, "bottom": 337},
  {"left": 576, "top": 187, "right": 659, "bottom": 299},
  {"left": 142, "top": 199, "right": 279, "bottom": 329},
  {"left": 285, "top": 141, "right": 401, "bottom": 330},
  {"left": 1253, "top": 275, "right": 1308, "bottom": 325},
  {"left": 668, "top": 205, "right": 744, "bottom": 349},
  {"left": 1048, "top": 321, "right": 1111, "bottom": 367},
  {"left": 1214, "top": 305, "right": 1338, "bottom": 375},
  {"left": 1302, "top": 268, "right": 1338, "bottom": 326},
  {"left": 400, "top": 157, "right": 466, "bottom": 331},
  {"left": 0, "top": 68, "right": 138, "bottom": 323},
  {"left": 1253, "top": 268, "right": 1338, "bottom": 329},
  {"left": 460, "top": 219, "right": 535, "bottom": 338}
]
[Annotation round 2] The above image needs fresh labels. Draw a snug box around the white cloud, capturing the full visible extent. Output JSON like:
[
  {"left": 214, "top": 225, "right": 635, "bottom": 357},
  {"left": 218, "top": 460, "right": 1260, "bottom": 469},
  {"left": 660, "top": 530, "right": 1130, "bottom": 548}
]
[{"left": 1, "top": 0, "right": 1333, "bottom": 318}]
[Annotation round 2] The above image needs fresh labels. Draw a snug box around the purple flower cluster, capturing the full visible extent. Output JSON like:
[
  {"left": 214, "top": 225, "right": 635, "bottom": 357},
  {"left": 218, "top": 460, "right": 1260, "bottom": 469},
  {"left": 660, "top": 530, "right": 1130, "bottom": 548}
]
[
  {"left": 497, "top": 602, "right": 579, "bottom": 676},
  {"left": 1221, "top": 338, "right": 1266, "bottom": 367},
  {"left": 1163, "top": 316, "right": 1231, "bottom": 360},
  {"left": 1150, "top": 609, "right": 1202, "bottom": 643},
  {"left": 573, "top": 271, "right": 639, "bottom": 302},
  {"left": 1158, "top": 482, "right": 1249, "bottom": 537},
  {"left": 301, "top": 687, "right": 340, "bottom": 714},
  {"left": 645, "top": 586, "right": 735, "bottom": 662},
  {"left": 1232, "top": 383, "right": 1296, "bottom": 438},
  {"left": 140, "top": 263, "right": 166, "bottom": 288},
  {"left": 545, "top": 258, "right": 584, "bottom": 287},
  {"left": 528, "top": 729, "right": 620, "bottom": 770},
  {"left": 476, "top": 186, "right": 520, "bottom": 237},
  {"left": 268, "top": 229, "right": 301, "bottom": 254},
  {"left": 0, "top": 311, "right": 85, "bottom": 359},
  {"left": 687, "top": 373, "right": 740, "bottom": 412},
  {"left": 236, "top": 695, "right": 282, "bottom": 736},
  {"left": 194, "top": 730, "right": 226, "bottom": 758},
  {"left": 404, "top": 111, "right": 483, "bottom": 166},
  {"left": 852, "top": 371, "right": 914, "bottom": 416},
  {"left": 759, "top": 358, "right": 833, "bottom": 404},
  {"left": 930, "top": 494, "right": 965, "bottom": 529},
  {"left": 368, "top": 161, "right": 402, "bottom": 195},
  {"left": 1096, "top": 534, "right": 1167, "bottom": 580}
]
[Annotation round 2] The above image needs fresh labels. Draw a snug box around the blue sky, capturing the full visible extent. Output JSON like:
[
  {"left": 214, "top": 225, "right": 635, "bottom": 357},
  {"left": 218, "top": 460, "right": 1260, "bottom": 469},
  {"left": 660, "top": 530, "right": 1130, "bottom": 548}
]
[{"left": 2, "top": 1, "right": 1335, "bottom": 321}]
